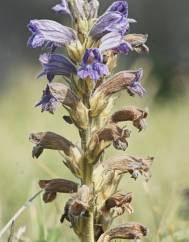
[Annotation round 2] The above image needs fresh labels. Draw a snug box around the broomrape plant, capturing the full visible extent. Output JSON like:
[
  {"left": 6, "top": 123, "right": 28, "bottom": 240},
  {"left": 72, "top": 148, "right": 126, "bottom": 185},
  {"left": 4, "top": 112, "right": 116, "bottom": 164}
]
[{"left": 28, "top": 1, "right": 153, "bottom": 242}]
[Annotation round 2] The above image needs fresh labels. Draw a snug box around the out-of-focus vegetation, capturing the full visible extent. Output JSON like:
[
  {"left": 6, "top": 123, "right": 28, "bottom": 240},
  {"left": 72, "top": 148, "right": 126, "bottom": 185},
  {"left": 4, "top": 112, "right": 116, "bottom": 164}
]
[{"left": 0, "top": 59, "right": 189, "bottom": 241}]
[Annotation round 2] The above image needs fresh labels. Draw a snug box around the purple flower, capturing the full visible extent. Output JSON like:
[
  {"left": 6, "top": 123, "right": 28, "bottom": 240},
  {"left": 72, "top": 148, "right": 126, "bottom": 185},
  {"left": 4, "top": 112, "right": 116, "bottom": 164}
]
[
  {"left": 38, "top": 53, "right": 77, "bottom": 82},
  {"left": 100, "top": 32, "right": 123, "bottom": 52},
  {"left": 99, "top": 32, "right": 132, "bottom": 54},
  {"left": 127, "top": 69, "right": 146, "bottom": 97},
  {"left": 113, "top": 41, "right": 133, "bottom": 54},
  {"left": 52, "top": 0, "right": 71, "bottom": 16},
  {"left": 89, "top": 11, "right": 128, "bottom": 40},
  {"left": 107, "top": 0, "right": 128, "bottom": 17},
  {"left": 36, "top": 85, "right": 59, "bottom": 114},
  {"left": 27, "top": 19, "right": 76, "bottom": 49},
  {"left": 77, "top": 48, "right": 109, "bottom": 81}
]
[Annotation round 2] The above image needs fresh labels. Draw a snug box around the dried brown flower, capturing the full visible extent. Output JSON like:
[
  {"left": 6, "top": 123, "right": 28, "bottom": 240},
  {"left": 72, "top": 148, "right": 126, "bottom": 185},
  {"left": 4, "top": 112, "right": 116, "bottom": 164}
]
[
  {"left": 49, "top": 82, "right": 89, "bottom": 129},
  {"left": 39, "top": 179, "right": 78, "bottom": 203},
  {"left": 125, "top": 34, "right": 149, "bottom": 54},
  {"left": 94, "top": 156, "right": 154, "bottom": 197},
  {"left": 101, "top": 192, "right": 133, "bottom": 216},
  {"left": 97, "top": 223, "right": 148, "bottom": 242},
  {"left": 87, "top": 124, "right": 131, "bottom": 163},
  {"left": 29, "top": 131, "right": 80, "bottom": 158},
  {"left": 110, "top": 106, "right": 148, "bottom": 132}
]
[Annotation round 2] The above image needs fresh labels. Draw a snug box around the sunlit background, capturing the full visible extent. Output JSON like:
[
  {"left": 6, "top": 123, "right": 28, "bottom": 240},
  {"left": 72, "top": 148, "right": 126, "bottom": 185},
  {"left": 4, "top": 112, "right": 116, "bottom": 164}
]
[{"left": 0, "top": 0, "right": 189, "bottom": 241}]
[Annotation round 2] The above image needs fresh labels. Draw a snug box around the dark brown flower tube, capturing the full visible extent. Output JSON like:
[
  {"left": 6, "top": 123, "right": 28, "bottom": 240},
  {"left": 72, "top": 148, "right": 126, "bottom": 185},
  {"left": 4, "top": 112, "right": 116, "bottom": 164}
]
[
  {"left": 102, "top": 192, "right": 133, "bottom": 216},
  {"left": 39, "top": 179, "right": 78, "bottom": 203},
  {"left": 98, "top": 223, "right": 148, "bottom": 242},
  {"left": 29, "top": 131, "right": 79, "bottom": 158},
  {"left": 87, "top": 124, "right": 131, "bottom": 163},
  {"left": 110, "top": 106, "right": 148, "bottom": 131}
]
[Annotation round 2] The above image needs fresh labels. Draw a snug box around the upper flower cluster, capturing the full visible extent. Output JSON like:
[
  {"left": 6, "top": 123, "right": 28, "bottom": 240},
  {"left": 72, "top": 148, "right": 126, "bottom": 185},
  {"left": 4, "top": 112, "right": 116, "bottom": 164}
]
[{"left": 27, "top": 0, "right": 148, "bottom": 113}]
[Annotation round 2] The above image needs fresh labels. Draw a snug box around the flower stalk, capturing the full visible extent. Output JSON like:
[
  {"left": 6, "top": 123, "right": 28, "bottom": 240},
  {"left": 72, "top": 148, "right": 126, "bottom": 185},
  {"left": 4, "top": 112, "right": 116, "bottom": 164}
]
[{"left": 27, "top": 1, "right": 153, "bottom": 242}]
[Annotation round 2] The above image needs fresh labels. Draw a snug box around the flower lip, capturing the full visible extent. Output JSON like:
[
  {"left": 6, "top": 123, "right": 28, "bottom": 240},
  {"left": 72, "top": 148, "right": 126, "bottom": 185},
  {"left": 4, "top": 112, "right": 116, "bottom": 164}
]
[
  {"left": 107, "top": 0, "right": 128, "bottom": 17},
  {"left": 52, "top": 0, "right": 71, "bottom": 15},
  {"left": 78, "top": 48, "right": 109, "bottom": 81},
  {"left": 35, "top": 85, "right": 59, "bottom": 114},
  {"left": 127, "top": 69, "right": 146, "bottom": 97}
]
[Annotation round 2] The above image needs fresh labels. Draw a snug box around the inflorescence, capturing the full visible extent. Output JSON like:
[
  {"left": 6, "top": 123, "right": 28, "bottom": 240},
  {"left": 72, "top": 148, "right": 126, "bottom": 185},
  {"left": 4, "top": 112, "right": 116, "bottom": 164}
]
[{"left": 28, "top": 1, "right": 153, "bottom": 242}]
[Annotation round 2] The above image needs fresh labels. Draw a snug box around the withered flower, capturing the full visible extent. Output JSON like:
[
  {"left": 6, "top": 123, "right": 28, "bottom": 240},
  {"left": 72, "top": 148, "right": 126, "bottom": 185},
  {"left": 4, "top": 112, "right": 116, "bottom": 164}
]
[
  {"left": 97, "top": 223, "right": 148, "bottom": 242},
  {"left": 27, "top": 0, "right": 153, "bottom": 241},
  {"left": 110, "top": 106, "right": 148, "bottom": 132},
  {"left": 104, "top": 156, "right": 154, "bottom": 180},
  {"left": 101, "top": 192, "right": 133, "bottom": 217},
  {"left": 49, "top": 82, "right": 89, "bottom": 129},
  {"left": 125, "top": 34, "right": 149, "bottom": 53},
  {"left": 90, "top": 70, "right": 145, "bottom": 117},
  {"left": 39, "top": 179, "right": 78, "bottom": 203},
  {"left": 61, "top": 185, "right": 93, "bottom": 236},
  {"left": 94, "top": 156, "right": 154, "bottom": 196},
  {"left": 87, "top": 124, "right": 131, "bottom": 163},
  {"left": 29, "top": 131, "right": 81, "bottom": 159}
]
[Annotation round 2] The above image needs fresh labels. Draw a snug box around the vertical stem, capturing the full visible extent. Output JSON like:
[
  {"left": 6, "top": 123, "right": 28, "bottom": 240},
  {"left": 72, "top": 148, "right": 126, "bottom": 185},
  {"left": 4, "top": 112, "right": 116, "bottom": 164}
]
[{"left": 80, "top": 91, "right": 95, "bottom": 242}]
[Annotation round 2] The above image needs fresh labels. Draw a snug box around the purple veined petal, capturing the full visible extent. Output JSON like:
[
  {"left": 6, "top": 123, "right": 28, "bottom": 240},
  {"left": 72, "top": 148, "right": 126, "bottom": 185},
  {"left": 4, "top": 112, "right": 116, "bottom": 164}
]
[
  {"left": 107, "top": 0, "right": 128, "bottom": 18},
  {"left": 113, "top": 41, "right": 133, "bottom": 54},
  {"left": 78, "top": 48, "right": 109, "bottom": 81},
  {"left": 99, "top": 32, "right": 123, "bottom": 52},
  {"left": 38, "top": 53, "right": 77, "bottom": 81},
  {"left": 35, "top": 85, "right": 60, "bottom": 114},
  {"left": 52, "top": 0, "right": 71, "bottom": 16},
  {"left": 128, "top": 82, "right": 146, "bottom": 97},
  {"left": 89, "top": 12, "right": 128, "bottom": 39},
  {"left": 127, "top": 68, "right": 146, "bottom": 97},
  {"left": 93, "top": 63, "right": 109, "bottom": 76},
  {"left": 82, "top": 48, "right": 102, "bottom": 65},
  {"left": 27, "top": 19, "right": 77, "bottom": 49}
]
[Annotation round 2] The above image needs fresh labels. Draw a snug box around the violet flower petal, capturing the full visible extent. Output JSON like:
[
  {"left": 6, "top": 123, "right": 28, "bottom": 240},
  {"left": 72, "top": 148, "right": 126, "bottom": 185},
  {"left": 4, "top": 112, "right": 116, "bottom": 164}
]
[
  {"left": 27, "top": 19, "right": 76, "bottom": 48},
  {"left": 38, "top": 53, "right": 77, "bottom": 81}
]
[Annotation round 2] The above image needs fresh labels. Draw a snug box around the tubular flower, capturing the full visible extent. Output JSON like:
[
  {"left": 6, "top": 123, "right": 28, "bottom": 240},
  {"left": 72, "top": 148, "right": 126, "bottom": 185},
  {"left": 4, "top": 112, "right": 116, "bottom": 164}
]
[
  {"left": 89, "top": 12, "right": 128, "bottom": 39},
  {"left": 52, "top": 0, "right": 71, "bottom": 16},
  {"left": 107, "top": 1, "right": 128, "bottom": 17},
  {"left": 27, "top": 19, "right": 76, "bottom": 49},
  {"left": 113, "top": 41, "right": 133, "bottom": 54},
  {"left": 28, "top": 1, "right": 152, "bottom": 241},
  {"left": 77, "top": 48, "right": 109, "bottom": 81},
  {"left": 35, "top": 85, "right": 59, "bottom": 114},
  {"left": 38, "top": 53, "right": 77, "bottom": 81}
]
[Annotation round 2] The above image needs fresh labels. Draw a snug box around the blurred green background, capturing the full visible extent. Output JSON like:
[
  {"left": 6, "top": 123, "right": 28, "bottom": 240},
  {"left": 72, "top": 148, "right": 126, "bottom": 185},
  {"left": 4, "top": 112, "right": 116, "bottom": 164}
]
[{"left": 0, "top": 0, "right": 189, "bottom": 241}]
